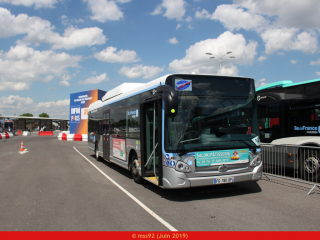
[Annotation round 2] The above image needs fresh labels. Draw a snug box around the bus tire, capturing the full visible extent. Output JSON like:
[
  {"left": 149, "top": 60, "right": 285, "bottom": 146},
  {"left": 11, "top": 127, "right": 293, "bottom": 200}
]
[
  {"left": 95, "top": 142, "right": 101, "bottom": 161},
  {"left": 299, "top": 148, "right": 320, "bottom": 183},
  {"left": 130, "top": 153, "right": 143, "bottom": 184}
]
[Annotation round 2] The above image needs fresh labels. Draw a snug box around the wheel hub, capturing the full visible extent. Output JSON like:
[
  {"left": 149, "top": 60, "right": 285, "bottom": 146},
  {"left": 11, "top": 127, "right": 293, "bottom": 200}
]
[
  {"left": 132, "top": 159, "right": 139, "bottom": 175},
  {"left": 304, "top": 156, "right": 320, "bottom": 174}
]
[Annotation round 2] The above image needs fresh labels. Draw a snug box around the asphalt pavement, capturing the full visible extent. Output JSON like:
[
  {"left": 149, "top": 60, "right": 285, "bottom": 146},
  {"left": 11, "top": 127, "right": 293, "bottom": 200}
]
[{"left": 0, "top": 133, "right": 319, "bottom": 231}]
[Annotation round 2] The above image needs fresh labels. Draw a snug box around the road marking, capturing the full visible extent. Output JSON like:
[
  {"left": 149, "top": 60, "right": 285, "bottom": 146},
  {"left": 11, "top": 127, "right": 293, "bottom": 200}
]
[{"left": 73, "top": 147, "right": 178, "bottom": 231}]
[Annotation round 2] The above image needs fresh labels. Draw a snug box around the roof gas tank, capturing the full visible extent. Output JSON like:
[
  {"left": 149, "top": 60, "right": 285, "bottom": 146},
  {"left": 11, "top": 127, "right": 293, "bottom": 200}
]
[{"left": 102, "top": 83, "right": 144, "bottom": 102}]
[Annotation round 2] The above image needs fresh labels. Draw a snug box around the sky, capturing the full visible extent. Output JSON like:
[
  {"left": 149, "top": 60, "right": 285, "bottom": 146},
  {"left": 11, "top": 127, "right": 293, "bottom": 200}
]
[{"left": 0, "top": 0, "right": 320, "bottom": 119}]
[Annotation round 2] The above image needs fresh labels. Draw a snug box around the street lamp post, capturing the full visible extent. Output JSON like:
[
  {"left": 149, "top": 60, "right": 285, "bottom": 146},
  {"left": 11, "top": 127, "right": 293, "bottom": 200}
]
[{"left": 206, "top": 51, "right": 235, "bottom": 73}]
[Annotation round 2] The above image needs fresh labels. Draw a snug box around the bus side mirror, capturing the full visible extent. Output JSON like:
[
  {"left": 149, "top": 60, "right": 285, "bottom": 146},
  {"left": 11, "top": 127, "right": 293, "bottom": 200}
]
[{"left": 156, "top": 85, "right": 178, "bottom": 118}]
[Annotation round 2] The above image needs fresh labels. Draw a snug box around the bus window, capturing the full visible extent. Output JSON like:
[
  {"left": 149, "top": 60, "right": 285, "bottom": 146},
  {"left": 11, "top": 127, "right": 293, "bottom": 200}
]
[{"left": 258, "top": 104, "right": 280, "bottom": 142}]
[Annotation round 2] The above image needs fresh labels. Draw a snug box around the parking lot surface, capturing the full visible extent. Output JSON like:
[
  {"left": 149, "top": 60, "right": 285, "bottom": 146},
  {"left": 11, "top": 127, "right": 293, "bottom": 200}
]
[{"left": 0, "top": 134, "right": 319, "bottom": 231}]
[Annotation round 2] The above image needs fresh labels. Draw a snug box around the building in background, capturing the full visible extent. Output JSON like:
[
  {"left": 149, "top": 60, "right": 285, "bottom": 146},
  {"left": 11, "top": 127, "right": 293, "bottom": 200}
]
[{"left": 70, "top": 89, "right": 106, "bottom": 135}]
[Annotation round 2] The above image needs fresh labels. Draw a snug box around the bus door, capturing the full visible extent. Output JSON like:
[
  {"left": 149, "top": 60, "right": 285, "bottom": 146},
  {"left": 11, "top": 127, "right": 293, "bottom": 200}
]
[
  {"left": 140, "top": 99, "right": 162, "bottom": 186},
  {"left": 103, "top": 111, "right": 111, "bottom": 161}
]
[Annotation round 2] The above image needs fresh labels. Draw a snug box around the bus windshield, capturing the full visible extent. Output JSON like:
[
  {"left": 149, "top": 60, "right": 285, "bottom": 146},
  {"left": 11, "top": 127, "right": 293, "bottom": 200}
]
[{"left": 165, "top": 75, "right": 259, "bottom": 152}]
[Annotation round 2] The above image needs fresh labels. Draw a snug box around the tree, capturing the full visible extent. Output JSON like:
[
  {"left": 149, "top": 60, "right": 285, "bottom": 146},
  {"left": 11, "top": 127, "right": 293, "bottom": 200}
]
[
  {"left": 39, "top": 113, "right": 49, "bottom": 118},
  {"left": 20, "top": 113, "right": 33, "bottom": 117}
]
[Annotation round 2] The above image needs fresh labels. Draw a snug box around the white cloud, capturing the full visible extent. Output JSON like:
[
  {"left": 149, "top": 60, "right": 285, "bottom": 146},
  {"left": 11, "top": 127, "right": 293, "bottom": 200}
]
[
  {"left": 151, "top": 0, "right": 186, "bottom": 21},
  {"left": 116, "top": 0, "right": 131, "bottom": 3},
  {"left": 0, "top": 45, "right": 81, "bottom": 89},
  {"left": 94, "top": 46, "right": 140, "bottom": 63},
  {"left": 255, "top": 78, "right": 269, "bottom": 88},
  {"left": 119, "top": 65, "right": 164, "bottom": 79},
  {"left": 261, "top": 28, "right": 318, "bottom": 54},
  {"left": 168, "top": 31, "right": 257, "bottom": 75},
  {"left": 40, "top": 75, "right": 54, "bottom": 84},
  {"left": 150, "top": 5, "right": 162, "bottom": 15},
  {"left": 58, "top": 74, "right": 75, "bottom": 87},
  {"left": 48, "top": 87, "right": 57, "bottom": 91},
  {"left": 84, "top": 0, "right": 124, "bottom": 22},
  {"left": 78, "top": 73, "right": 109, "bottom": 84},
  {"left": 257, "top": 55, "right": 267, "bottom": 62},
  {"left": 176, "top": 23, "right": 181, "bottom": 30},
  {"left": 0, "top": 8, "right": 107, "bottom": 49},
  {"left": 210, "top": 4, "right": 268, "bottom": 31},
  {"left": 49, "top": 27, "right": 107, "bottom": 49},
  {"left": 0, "top": 95, "right": 71, "bottom": 118},
  {"left": 291, "top": 60, "right": 297, "bottom": 64},
  {"left": 316, "top": 72, "right": 320, "bottom": 76},
  {"left": 0, "top": 0, "right": 57, "bottom": 9},
  {"left": 0, "top": 95, "right": 33, "bottom": 108},
  {"left": 0, "top": 82, "right": 31, "bottom": 91},
  {"left": 59, "top": 81, "right": 70, "bottom": 87},
  {"left": 196, "top": 2, "right": 319, "bottom": 55},
  {"left": 186, "top": 16, "right": 192, "bottom": 22},
  {"left": 234, "top": 0, "right": 320, "bottom": 29},
  {"left": 310, "top": 59, "right": 320, "bottom": 65},
  {"left": 195, "top": 9, "right": 211, "bottom": 19},
  {"left": 168, "top": 37, "right": 179, "bottom": 44},
  {"left": 0, "top": 7, "right": 52, "bottom": 38}
]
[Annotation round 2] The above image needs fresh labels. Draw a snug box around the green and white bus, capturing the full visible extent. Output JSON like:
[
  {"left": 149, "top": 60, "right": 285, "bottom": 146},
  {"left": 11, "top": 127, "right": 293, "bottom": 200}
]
[
  {"left": 257, "top": 78, "right": 320, "bottom": 182},
  {"left": 88, "top": 74, "right": 262, "bottom": 189}
]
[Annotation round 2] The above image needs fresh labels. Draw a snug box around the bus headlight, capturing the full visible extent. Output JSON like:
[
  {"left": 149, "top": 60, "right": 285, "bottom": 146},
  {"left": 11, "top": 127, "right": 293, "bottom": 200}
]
[
  {"left": 175, "top": 161, "right": 192, "bottom": 173},
  {"left": 249, "top": 149, "right": 262, "bottom": 166},
  {"left": 250, "top": 156, "right": 261, "bottom": 166}
]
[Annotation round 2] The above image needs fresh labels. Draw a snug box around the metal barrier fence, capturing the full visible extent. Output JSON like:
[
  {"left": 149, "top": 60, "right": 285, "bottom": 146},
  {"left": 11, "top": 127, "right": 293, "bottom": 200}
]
[{"left": 261, "top": 144, "right": 320, "bottom": 195}]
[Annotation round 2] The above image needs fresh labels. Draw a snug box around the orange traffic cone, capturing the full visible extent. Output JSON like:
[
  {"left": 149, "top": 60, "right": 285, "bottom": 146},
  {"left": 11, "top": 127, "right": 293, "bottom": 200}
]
[
  {"left": 19, "top": 140, "right": 28, "bottom": 154},
  {"left": 20, "top": 140, "right": 25, "bottom": 151}
]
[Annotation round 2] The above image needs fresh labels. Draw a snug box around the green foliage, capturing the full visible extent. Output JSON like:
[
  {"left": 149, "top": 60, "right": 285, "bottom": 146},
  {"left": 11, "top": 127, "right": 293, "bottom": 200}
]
[
  {"left": 39, "top": 113, "right": 50, "bottom": 118},
  {"left": 20, "top": 113, "right": 33, "bottom": 117}
]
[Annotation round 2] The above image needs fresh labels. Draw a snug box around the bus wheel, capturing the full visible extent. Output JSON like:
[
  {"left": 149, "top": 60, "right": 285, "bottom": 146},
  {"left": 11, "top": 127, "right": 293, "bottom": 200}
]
[
  {"left": 95, "top": 142, "right": 101, "bottom": 161},
  {"left": 299, "top": 149, "right": 320, "bottom": 183},
  {"left": 130, "top": 154, "right": 143, "bottom": 184}
]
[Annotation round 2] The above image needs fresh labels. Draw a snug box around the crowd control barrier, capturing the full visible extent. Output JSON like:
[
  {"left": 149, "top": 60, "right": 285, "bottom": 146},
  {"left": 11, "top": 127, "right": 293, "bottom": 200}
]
[
  {"left": 67, "top": 134, "right": 74, "bottom": 141},
  {"left": 82, "top": 134, "right": 88, "bottom": 142},
  {"left": 39, "top": 131, "right": 53, "bottom": 136},
  {"left": 74, "top": 134, "right": 82, "bottom": 141},
  {"left": 17, "top": 130, "right": 22, "bottom": 135},
  {"left": 62, "top": 133, "right": 67, "bottom": 140},
  {"left": 58, "top": 132, "right": 63, "bottom": 140},
  {"left": 261, "top": 144, "right": 320, "bottom": 195},
  {"left": 0, "top": 132, "right": 14, "bottom": 139},
  {"left": 58, "top": 132, "right": 87, "bottom": 141},
  {"left": 22, "top": 131, "right": 31, "bottom": 136}
]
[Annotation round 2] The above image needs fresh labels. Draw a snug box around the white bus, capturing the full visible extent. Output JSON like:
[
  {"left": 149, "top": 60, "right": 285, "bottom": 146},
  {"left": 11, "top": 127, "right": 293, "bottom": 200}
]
[
  {"left": 257, "top": 79, "right": 320, "bottom": 182},
  {"left": 88, "top": 74, "right": 262, "bottom": 189}
]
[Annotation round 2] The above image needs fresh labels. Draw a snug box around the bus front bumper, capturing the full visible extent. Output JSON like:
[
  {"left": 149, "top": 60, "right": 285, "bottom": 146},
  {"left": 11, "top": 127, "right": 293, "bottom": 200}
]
[{"left": 162, "top": 163, "right": 262, "bottom": 189}]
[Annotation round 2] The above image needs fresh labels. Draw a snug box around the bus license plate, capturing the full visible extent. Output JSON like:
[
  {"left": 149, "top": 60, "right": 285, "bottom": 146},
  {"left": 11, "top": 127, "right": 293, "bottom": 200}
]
[{"left": 214, "top": 177, "right": 234, "bottom": 184}]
